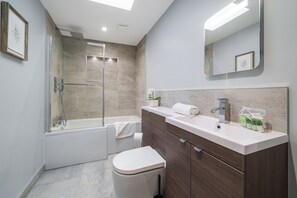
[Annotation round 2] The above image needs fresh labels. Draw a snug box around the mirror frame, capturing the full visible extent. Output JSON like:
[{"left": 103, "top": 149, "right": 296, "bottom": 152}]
[{"left": 204, "top": 0, "right": 264, "bottom": 78}]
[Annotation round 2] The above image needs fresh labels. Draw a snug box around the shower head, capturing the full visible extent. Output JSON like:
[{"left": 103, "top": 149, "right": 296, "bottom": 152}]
[
  {"left": 58, "top": 28, "right": 84, "bottom": 39},
  {"left": 87, "top": 42, "right": 105, "bottom": 47},
  {"left": 70, "top": 32, "right": 84, "bottom": 39}
]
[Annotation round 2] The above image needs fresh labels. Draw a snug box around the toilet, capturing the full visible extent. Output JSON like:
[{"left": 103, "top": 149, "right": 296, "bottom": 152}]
[{"left": 112, "top": 146, "right": 166, "bottom": 198}]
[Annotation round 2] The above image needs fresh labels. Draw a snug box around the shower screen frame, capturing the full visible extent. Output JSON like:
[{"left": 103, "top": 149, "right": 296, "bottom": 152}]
[{"left": 45, "top": 36, "right": 106, "bottom": 132}]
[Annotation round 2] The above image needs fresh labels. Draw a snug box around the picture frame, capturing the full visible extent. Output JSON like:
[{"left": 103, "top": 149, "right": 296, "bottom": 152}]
[
  {"left": 235, "top": 51, "right": 255, "bottom": 72},
  {"left": 1, "top": 1, "right": 29, "bottom": 61}
]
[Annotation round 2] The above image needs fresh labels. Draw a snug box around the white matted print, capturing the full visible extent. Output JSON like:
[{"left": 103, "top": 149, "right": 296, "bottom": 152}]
[
  {"left": 1, "top": 2, "right": 28, "bottom": 60},
  {"left": 7, "top": 9, "right": 26, "bottom": 58},
  {"left": 235, "top": 51, "right": 255, "bottom": 72}
]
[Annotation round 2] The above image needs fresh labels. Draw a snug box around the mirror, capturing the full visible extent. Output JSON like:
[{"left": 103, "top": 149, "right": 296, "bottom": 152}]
[{"left": 204, "top": 0, "right": 263, "bottom": 76}]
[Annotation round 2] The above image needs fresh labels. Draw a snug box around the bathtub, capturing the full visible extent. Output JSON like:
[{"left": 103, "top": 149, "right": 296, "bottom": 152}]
[{"left": 45, "top": 116, "right": 141, "bottom": 170}]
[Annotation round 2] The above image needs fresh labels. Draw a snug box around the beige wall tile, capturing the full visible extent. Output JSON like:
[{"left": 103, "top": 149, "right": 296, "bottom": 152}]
[
  {"left": 60, "top": 37, "right": 138, "bottom": 119},
  {"left": 156, "top": 87, "right": 288, "bottom": 133},
  {"left": 135, "top": 36, "right": 147, "bottom": 116}
]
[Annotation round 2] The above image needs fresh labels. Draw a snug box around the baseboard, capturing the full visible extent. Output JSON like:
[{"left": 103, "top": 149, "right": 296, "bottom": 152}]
[{"left": 19, "top": 165, "right": 45, "bottom": 198}]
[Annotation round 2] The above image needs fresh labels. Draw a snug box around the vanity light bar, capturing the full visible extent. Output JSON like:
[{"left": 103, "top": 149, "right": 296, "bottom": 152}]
[{"left": 205, "top": 0, "right": 249, "bottom": 31}]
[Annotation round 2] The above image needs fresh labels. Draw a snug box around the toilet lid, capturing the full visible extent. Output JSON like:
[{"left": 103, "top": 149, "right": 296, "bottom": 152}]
[{"left": 113, "top": 146, "right": 165, "bottom": 175}]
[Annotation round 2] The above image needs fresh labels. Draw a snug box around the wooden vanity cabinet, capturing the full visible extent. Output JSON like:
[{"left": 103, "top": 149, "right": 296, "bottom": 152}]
[
  {"left": 141, "top": 110, "right": 152, "bottom": 147},
  {"left": 167, "top": 123, "right": 288, "bottom": 198},
  {"left": 141, "top": 110, "right": 288, "bottom": 198},
  {"left": 191, "top": 146, "right": 244, "bottom": 198},
  {"left": 141, "top": 109, "right": 167, "bottom": 159},
  {"left": 166, "top": 132, "right": 191, "bottom": 198},
  {"left": 151, "top": 113, "right": 167, "bottom": 158}
]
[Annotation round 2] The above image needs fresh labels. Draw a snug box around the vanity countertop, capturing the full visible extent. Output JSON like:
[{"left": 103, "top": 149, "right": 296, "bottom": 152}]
[
  {"left": 142, "top": 106, "right": 289, "bottom": 155},
  {"left": 142, "top": 106, "right": 181, "bottom": 117}
]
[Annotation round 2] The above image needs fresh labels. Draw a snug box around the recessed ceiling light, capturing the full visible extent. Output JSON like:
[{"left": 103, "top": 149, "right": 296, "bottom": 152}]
[
  {"left": 102, "top": 26, "right": 107, "bottom": 32},
  {"left": 89, "top": 0, "right": 135, "bottom": 11}
]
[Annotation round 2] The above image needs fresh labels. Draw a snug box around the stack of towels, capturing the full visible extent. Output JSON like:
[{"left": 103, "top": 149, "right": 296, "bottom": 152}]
[{"left": 172, "top": 103, "right": 200, "bottom": 116}]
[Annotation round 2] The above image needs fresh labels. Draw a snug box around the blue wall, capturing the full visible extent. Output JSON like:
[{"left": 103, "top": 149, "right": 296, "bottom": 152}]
[
  {"left": 147, "top": 0, "right": 297, "bottom": 196},
  {"left": 0, "top": 0, "right": 46, "bottom": 197}
]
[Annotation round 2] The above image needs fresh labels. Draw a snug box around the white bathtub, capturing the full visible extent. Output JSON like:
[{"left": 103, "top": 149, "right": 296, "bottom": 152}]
[
  {"left": 45, "top": 116, "right": 141, "bottom": 170},
  {"left": 51, "top": 115, "right": 141, "bottom": 131}
]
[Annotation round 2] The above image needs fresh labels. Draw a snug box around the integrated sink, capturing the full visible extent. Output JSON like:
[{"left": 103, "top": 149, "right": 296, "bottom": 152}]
[
  {"left": 171, "top": 116, "right": 261, "bottom": 139},
  {"left": 142, "top": 106, "right": 288, "bottom": 155},
  {"left": 166, "top": 115, "right": 288, "bottom": 155}
]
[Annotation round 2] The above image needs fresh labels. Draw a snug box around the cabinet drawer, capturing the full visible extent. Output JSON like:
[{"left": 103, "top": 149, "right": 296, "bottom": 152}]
[
  {"left": 191, "top": 133, "right": 245, "bottom": 172},
  {"left": 166, "top": 123, "right": 192, "bottom": 142},
  {"left": 191, "top": 146, "right": 244, "bottom": 198},
  {"left": 166, "top": 132, "right": 191, "bottom": 198}
]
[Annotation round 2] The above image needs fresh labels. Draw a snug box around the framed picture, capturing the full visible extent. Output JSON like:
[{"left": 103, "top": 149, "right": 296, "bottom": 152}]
[
  {"left": 1, "top": 2, "right": 29, "bottom": 61},
  {"left": 235, "top": 51, "right": 255, "bottom": 72}
]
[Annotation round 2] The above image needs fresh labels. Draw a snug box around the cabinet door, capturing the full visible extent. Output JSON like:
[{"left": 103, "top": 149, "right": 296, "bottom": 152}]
[
  {"left": 151, "top": 113, "right": 167, "bottom": 159},
  {"left": 141, "top": 110, "right": 152, "bottom": 147},
  {"left": 191, "top": 145, "right": 244, "bottom": 198},
  {"left": 166, "top": 132, "right": 191, "bottom": 198}
]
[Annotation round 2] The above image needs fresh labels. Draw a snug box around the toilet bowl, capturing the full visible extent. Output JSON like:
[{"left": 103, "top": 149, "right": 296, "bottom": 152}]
[{"left": 112, "top": 146, "right": 166, "bottom": 198}]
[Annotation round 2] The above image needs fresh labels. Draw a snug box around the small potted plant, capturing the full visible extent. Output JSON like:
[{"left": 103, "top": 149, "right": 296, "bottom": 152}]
[
  {"left": 148, "top": 95, "right": 161, "bottom": 107},
  {"left": 155, "top": 97, "right": 161, "bottom": 106}
]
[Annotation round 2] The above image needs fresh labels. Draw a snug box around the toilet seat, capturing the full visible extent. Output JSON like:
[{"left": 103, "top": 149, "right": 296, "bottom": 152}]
[{"left": 113, "top": 146, "right": 165, "bottom": 175}]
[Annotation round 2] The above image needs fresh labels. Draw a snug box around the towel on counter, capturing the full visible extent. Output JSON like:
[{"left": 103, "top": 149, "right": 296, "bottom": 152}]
[
  {"left": 172, "top": 103, "right": 200, "bottom": 116},
  {"left": 114, "top": 122, "right": 136, "bottom": 139}
]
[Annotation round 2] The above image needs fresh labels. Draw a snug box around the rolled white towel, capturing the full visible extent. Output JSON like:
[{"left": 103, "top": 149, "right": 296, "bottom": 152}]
[{"left": 172, "top": 103, "right": 200, "bottom": 116}]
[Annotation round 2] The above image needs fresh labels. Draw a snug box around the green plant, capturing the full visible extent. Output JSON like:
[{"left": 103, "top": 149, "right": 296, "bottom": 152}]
[
  {"left": 239, "top": 115, "right": 247, "bottom": 127},
  {"left": 147, "top": 93, "right": 153, "bottom": 100},
  {"left": 246, "top": 118, "right": 252, "bottom": 124},
  {"left": 255, "top": 119, "right": 263, "bottom": 126},
  {"left": 251, "top": 118, "right": 258, "bottom": 125}
]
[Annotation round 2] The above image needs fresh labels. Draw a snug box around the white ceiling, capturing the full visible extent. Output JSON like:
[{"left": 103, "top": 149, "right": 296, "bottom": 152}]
[
  {"left": 41, "top": 0, "right": 174, "bottom": 46},
  {"left": 205, "top": 0, "right": 260, "bottom": 45}
]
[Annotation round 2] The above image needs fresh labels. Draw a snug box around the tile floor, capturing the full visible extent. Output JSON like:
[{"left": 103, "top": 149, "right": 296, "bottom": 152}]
[{"left": 27, "top": 155, "right": 116, "bottom": 198}]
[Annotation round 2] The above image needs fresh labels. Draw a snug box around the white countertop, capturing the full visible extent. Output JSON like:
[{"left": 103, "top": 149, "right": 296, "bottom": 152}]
[
  {"left": 166, "top": 116, "right": 288, "bottom": 155},
  {"left": 142, "top": 106, "right": 181, "bottom": 117},
  {"left": 142, "top": 106, "right": 289, "bottom": 155}
]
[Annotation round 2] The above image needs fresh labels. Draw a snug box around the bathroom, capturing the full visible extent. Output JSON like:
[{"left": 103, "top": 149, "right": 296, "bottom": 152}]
[{"left": 0, "top": 0, "right": 296, "bottom": 197}]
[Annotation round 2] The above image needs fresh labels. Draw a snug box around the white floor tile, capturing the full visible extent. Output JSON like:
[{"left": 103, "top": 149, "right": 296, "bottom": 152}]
[{"left": 27, "top": 155, "right": 117, "bottom": 198}]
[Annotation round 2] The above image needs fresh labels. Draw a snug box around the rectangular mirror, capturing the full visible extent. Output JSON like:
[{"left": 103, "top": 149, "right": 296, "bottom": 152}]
[{"left": 204, "top": 0, "right": 263, "bottom": 76}]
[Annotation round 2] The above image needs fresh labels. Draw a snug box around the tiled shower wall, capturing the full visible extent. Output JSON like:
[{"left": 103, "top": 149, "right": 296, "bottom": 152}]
[
  {"left": 62, "top": 37, "right": 138, "bottom": 119},
  {"left": 47, "top": 14, "right": 146, "bottom": 123},
  {"left": 103, "top": 41, "right": 138, "bottom": 117},
  {"left": 61, "top": 38, "right": 104, "bottom": 119},
  {"left": 156, "top": 87, "right": 288, "bottom": 133},
  {"left": 135, "top": 36, "right": 147, "bottom": 116}
]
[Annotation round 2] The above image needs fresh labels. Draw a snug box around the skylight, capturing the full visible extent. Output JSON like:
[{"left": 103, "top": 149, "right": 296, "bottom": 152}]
[
  {"left": 205, "top": 0, "right": 249, "bottom": 31},
  {"left": 89, "top": 0, "right": 135, "bottom": 11}
]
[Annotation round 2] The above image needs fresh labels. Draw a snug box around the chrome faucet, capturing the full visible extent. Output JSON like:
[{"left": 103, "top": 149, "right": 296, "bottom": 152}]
[
  {"left": 53, "top": 116, "right": 67, "bottom": 127},
  {"left": 210, "top": 98, "right": 230, "bottom": 123}
]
